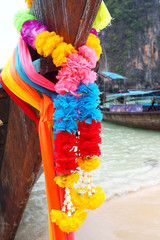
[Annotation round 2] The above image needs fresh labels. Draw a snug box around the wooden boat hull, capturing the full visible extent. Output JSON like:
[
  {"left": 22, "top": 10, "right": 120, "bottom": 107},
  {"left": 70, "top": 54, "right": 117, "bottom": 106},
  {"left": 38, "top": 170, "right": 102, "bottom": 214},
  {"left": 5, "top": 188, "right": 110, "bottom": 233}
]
[
  {"left": 0, "top": 1, "right": 101, "bottom": 239},
  {"left": 0, "top": 88, "right": 42, "bottom": 240},
  {"left": 102, "top": 110, "right": 160, "bottom": 130}
]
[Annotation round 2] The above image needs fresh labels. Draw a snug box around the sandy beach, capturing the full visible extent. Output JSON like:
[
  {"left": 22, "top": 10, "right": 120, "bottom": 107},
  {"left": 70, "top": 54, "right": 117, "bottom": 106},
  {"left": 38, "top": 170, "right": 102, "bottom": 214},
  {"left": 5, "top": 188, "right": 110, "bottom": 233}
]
[{"left": 37, "top": 185, "right": 160, "bottom": 240}]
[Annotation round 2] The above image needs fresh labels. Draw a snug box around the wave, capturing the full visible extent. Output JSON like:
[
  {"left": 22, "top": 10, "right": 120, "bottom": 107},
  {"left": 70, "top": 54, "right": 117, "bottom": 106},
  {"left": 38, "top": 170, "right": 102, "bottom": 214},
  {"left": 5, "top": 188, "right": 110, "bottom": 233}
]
[{"left": 105, "top": 182, "right": 160, "bottom": 202}]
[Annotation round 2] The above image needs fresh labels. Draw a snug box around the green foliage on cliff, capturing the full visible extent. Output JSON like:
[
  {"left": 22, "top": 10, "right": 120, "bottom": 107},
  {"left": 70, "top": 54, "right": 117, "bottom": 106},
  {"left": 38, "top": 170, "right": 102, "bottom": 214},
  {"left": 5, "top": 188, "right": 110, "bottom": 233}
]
[
  {"left": 102, "top": 0, "right": 158, "bottom": 85},
  {"left": 104, "top": 0, "right": 149, "bottom": 32}
]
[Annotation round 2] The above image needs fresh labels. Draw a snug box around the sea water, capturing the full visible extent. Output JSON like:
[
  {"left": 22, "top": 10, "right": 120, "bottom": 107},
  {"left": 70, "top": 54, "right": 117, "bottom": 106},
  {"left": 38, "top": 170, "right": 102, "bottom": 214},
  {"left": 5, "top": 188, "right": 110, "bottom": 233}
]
[{"left": 15, "top": 121, "right": 160, "bottom": 239}]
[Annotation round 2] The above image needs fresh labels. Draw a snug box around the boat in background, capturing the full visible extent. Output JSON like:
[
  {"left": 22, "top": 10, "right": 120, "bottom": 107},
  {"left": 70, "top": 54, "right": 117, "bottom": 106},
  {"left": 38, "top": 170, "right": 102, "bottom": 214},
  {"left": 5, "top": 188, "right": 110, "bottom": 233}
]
[{"left": 101, "top": 90, "right": 160, "bottom": 130}]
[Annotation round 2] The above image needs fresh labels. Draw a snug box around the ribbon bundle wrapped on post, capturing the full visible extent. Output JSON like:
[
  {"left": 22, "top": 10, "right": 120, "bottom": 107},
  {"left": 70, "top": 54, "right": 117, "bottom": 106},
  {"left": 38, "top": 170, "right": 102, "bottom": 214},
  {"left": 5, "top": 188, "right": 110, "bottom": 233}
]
[{"left": 0, "top": 1, "right": 111, "bottom": 239}]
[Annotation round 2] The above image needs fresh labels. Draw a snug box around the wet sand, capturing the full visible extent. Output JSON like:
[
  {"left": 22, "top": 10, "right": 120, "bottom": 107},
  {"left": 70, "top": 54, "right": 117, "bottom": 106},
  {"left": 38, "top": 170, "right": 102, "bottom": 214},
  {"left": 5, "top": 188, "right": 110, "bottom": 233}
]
[{"left": 37, "top": 185, "right": 160, "bottom": 240}]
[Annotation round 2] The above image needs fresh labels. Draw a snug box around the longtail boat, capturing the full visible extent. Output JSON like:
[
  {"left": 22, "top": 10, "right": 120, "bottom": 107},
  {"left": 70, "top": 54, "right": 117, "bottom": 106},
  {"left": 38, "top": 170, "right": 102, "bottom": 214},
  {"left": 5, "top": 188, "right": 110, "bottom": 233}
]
[
  {"left": 101, "top": 90, "right": 160, "bottom": 130},
  {"left": 0, "top": 0, "right": 109, "bottom": 239}
]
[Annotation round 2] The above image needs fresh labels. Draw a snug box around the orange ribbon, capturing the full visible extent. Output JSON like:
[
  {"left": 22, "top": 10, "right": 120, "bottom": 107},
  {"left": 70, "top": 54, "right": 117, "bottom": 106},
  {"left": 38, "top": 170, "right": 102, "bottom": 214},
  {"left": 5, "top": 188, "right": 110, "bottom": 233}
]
[{"left": 39, "top": 94, "right": 65, "bottom": 240}]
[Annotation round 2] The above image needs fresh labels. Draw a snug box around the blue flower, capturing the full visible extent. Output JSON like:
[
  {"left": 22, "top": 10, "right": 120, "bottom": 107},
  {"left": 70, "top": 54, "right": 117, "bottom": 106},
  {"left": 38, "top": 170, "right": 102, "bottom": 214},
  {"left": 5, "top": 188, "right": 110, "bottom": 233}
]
[
  {"left": 53, "top": 93, "right": 78, "bottom": 133},
  {"left": 76, "top": 83, "right": 102, "bottom": 123}
]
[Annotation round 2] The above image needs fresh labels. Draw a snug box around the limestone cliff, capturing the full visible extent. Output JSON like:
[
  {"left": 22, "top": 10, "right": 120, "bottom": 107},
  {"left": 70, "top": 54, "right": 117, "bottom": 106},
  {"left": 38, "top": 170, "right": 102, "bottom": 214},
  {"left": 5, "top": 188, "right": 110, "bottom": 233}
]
[{"left": 100, "top": 0, "right": 160, "bottom": 91}]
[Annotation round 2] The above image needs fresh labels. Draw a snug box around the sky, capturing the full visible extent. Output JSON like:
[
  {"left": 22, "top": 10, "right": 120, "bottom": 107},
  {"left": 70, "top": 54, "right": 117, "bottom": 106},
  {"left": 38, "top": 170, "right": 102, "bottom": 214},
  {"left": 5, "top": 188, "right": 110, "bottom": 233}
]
[{"left": 0, "top": 0, "right": 26, "bottom": 69}]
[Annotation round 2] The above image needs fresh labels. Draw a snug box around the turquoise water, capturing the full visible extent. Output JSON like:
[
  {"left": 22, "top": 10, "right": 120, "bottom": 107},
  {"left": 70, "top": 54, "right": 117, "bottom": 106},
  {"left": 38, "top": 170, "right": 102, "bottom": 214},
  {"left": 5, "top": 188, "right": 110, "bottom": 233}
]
[{"left": 15, "top": 121, "right": 160, "bottom": 239}]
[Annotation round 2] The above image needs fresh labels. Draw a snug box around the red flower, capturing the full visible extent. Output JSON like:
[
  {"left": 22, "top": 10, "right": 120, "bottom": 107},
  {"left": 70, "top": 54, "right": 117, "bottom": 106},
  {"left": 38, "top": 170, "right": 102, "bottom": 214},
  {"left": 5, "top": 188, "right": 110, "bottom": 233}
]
[
  {"left": 55, "top": 160, "right": 78, "bottom": 174},
  {"left": 54, "top": 131, "right": 78, "bottom": 174},
  {"left": 77, "top": 120, "right": 101, "bottom": 158}
]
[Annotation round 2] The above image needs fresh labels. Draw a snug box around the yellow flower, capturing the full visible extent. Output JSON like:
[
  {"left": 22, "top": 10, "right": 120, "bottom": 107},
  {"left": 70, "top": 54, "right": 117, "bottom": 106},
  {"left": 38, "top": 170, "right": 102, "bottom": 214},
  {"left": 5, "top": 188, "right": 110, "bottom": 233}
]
[
  {"left": 50, "top": 208, "right": 87, "bottom": 233},
  {"left": 77, "top": 156, "right": 100, "bottom": 172},
  {"left": 35, "top": 31, "right": 56, "bottom": 55},
  {"left": 86, "top": 33, "right": 102, "bottom": 60},
  {"left": 52, "top": 42, "right": 77, "bottom": 67},
  {"left": 54, "top": 172, "right": 80, "bottom": 188},
  {"left": 43, "top": 35, "right": 64, "bottom": 57},
  {"left": 85, "top": 186, "right": 106, "bottom": 210},
  {"left": 35, "top": 31, "right": 76, "bottom": 66},
  {"left": 35, "top": 31, "right": 50, "bottom": 55},
  {"left": 71, "top": 186, "right": 105, "bottom": 210},
  {"left": 70, "top": 188, "right": 88, "bottom": 209},
  {"left": 66, "top": 43, "right": 77, "bottom": 55},
  {"left": 50, "top": 209, "right": 63, "bottom": 224}
]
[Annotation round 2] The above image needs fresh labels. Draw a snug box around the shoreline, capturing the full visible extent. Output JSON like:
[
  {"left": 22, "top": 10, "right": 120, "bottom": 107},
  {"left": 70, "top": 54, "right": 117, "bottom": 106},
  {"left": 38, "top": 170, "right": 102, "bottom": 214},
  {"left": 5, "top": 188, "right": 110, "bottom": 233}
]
[{"left": 37, "top": 184, "right": 160, "bottom": 240}]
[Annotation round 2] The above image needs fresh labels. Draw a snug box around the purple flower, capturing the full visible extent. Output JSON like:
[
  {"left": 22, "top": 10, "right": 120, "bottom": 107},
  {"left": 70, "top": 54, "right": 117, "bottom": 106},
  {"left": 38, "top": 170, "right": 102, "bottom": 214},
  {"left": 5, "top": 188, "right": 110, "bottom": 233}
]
[
  {"left": 20, "top": 20, "right": 48, "bottom": 49},
  {"left": 90, "top": 28, "right": 98, "bottom": 38}
]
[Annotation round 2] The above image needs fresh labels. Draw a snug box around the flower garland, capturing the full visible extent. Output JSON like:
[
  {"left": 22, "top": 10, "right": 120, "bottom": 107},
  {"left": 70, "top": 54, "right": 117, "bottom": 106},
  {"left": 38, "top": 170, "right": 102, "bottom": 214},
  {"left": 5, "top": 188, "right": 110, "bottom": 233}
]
[
  {"left": 76, "top": 82, "right": 102, "bottom": 123},
  {"left": 11, "top": 1, "right": 109, "bottom": 235},
  {"left": 51, "top": 86, "right": 104, "bottom": 231},
  {"left": 54, "top": 172, "right": 80, "bottom": 189},
  {"left": 77, "top": 156, "right": 100, "bottom": 172},
  {"left": 14, "top": 10, "right": 101, "bottom": 69},
  {"left": 50, "top": 207, "right": 87, "bottom": 233},
  {"left": 52, "top": 93, "right": 78, "bottom": 134},
  {"left": 54, "top": 131, "right": 78, "bottom": 174},
  {"left": 55, "top": 48, "right": 97, "bottom": 95},
  {"left": 77, "top": 120, "right": 102, "bottom": 158}
]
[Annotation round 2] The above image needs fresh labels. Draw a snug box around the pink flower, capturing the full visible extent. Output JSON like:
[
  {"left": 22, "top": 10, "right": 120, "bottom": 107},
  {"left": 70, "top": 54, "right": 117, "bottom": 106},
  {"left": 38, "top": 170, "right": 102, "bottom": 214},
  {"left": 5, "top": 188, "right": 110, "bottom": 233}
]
[
  {"left": 78, "top": 45, "right": 97, "bottom": 69},
  {"left": 55, "top": 53, "right": 97, "bottom": 95}
]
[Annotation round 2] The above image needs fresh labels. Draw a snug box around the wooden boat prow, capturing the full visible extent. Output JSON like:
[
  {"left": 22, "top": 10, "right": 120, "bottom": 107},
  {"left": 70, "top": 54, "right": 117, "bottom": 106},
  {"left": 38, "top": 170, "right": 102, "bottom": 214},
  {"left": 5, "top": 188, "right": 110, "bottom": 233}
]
[
  {"left": 102, "top": 109, "right": 160, "bottom": 130},
  {"left": 30, "top": 0, "right": 101, "bottom": 48},
  {"left": 0, "top": 1, "right": 101, "bottom": 239}
]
